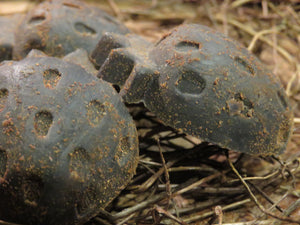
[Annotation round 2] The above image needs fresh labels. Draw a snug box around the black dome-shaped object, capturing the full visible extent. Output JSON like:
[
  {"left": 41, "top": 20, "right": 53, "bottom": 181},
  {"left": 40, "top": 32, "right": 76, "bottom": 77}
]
[
  {"left": 0, "top": 50, "right": 139, "bottom": 225},
  {"left": 91, "top": 24, "right": 293, "bottom": 156},
  {"left": 13, "top": 0, "right": 130, "bottom": 59}
]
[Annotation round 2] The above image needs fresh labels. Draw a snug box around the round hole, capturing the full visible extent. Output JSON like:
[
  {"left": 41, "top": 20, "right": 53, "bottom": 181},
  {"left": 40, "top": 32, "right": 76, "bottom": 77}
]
[
  {"left": 34, "top": 111, "right": 53, "bottom": 137},
  {"left": 86, "top": 100, "right": 106, "bottom": 127},
  {"left": 175, "top": 41, "right": 201, "bottom": 52},
  {"left": 43, "top": 69, "right": 62, "bottom": 89},
  {"left": 28, "top": 15, "right": 46, "bottom": 25},
  {"left": 234, "top": 56, "right": 256, "bottom": 76},
  {"left": 227, "top": 93, "right": 254, "bottom": 118},
  {"left": 69, "top": 147, "right": 90, "bottom": 183},
  {"left": 175, "top": 71, "right": 206, "bottom": 95},
  {"left": 74, "top": 22, "right": 96, "bottom": 35}
]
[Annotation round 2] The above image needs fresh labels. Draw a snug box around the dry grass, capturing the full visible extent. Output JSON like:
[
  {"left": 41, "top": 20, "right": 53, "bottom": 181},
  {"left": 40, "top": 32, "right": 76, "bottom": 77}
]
[{"left": 1, "top": 0, "right": 300, "bottom": 224}]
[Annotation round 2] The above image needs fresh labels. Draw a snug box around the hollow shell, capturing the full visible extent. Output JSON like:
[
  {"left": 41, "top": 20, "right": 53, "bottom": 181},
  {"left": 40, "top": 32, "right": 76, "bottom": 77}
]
[
  {"left": 13, "top": 0, "right": 129, "bottom": 59},
  {"left": 146, "top": 24, "right": 294, "bottom": 155},
  {"left": 0, "top": 51, "right": 138, "bottom": 225}
]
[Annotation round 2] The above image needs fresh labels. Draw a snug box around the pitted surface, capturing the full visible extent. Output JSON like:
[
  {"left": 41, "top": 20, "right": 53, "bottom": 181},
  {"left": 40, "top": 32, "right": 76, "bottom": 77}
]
[
  {"left": 0, "top": 51, "right": 139, "bottom": 225},
  {"left": 92, "top": 24, "right": 293, "bottom": 156},
  {"left": 13, "top": 0, "right": 130, "bottom": 59}
]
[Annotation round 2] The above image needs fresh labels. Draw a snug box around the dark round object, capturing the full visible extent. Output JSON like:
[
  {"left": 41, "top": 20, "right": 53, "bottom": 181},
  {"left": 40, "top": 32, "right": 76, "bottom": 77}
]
[
  {"left": 13, "top": 0, "right": 130, "bottom": 59},
  {"left": 92, "top": 24, "right": 294, "bottom": 155},
  {"left": 0, "top": 50, "right": 138, "bottom": 225},
  {"left": 145, "top": 24, "right": 294, "bottom": 155}
]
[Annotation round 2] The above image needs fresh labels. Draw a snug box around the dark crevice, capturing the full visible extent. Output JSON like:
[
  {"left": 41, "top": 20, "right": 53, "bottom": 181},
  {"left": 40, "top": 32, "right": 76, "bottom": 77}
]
[
  {"left": 175, "top": 41, "right": 201, "bottom": 52},
  {"left": 74, "top": 22, "right": 96, "bottom": 35}
]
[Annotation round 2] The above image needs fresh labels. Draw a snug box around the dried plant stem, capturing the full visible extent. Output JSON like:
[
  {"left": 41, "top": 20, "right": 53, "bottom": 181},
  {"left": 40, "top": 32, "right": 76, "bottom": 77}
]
[
  {"left": 268, "top": 2, "right": 300, "bottom": 27},
  {"left": 231, "top": 0, "right": 254, "bottom": 8},
  {"left": 272, "top": 198, "right": 300, "bottom": 225},
  {"left": 249, "top": 182, "right": 284, "bottom": 213},
  {"left": 228, "top": 158, "right": 300, "bottom": 224},
  {"left": 173, "top": 172, "right": 224, "bottom": 195},
  {"left": 267, "top": 191, "right": 289, "bottom": 212},
  {"left": 155, "top": 205, "right": 188, "bottom": 225},
  {"left": 168, "top": 166, "right": 217, "bottom": 173},
  {"left": 0, "top": 221, "right": 22, "bottom": 225},
  {"left": 261, "top": 0, "right": 268, "bottom": 17},
  {"left": 106, "top": 0, "right": 122, "bottom": 19},
  {"left": 228, "top": 170, "right": 279, "bottom": 183},
  {"left": 247, "top": 29, "right": 279, "bottom": 52},
  {"left": 282, "top": 198, "right": 300, "bottom": 216},
  {"left": 294, "top": 118, "right": 300, "bottom": 123},
  {"left": 93, "top": 217, "right": 113, "bottom": 225},
  {"left": 183, "top": 198, "right": 251, "bottom": 223},
  {"left": 215, "top": 205, "right": 223, "bottom": 225},
  {"left": 113, "top": 190, "right": 167, "bottom": 219},
  {"left": 116, "top": 213, "right": 135, "bottom": 225},
  {"left": 113, "top": 171, "right": 224, "bottom": 220},
  {"left": 137, "top": 158, "right": 178, "bottom": 192},
  {"left": 169, "top": 197, "right": 227, "bottom": 215},
  {"left": 213, "top": 221, "right": 274, "bottom": 225},
  {"left": 254, "top": 191, "right": 289, "bottom": 224},
  {"left": 286, "top": 64, "right": 300, "bottom": 96},
  {"left": 221, "top": 0, "right": 230, "bottom": 36},
  {"left": 157, "top": 139, "right": 172, "bottom": 200},
  {"left": 216, "top": 17, "right": 296, "bottom": 66}
]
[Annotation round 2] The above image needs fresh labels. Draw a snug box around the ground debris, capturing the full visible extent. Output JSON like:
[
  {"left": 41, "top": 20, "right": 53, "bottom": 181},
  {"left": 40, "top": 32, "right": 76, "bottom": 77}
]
[{"left": 0, "top": 0, "right": 299, "bottom": 224}]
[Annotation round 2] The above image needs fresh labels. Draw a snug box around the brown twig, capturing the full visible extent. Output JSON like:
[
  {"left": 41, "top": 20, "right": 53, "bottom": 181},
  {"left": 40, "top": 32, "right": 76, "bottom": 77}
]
[
  {"left": 173, "top": 171, "right": 225, "bottom": 196},
  {"left": 215, "top": 16, "right": 296, "bottom": 66},
  {"left": 294, "top": 118, "right": 300, "bottom": 124},
  {"left": 0, "top": 221, "right": 23, "bottom": 225},
  {"left": 183, "top": 199, "right": 251, "bottom": 223},
  {"left": 247, "top": 29, "right": 279, "bottom": 52},
  {"left": 248, "top": 181, "right": 284, "bottom": 213},
  {"left": 157, "top": 138, "right": 172, "bottom": 208},
  {"left": 154, "top": 205, "right": 188, "bottom": 225},
  {"left": 112, "top": 171, "right": 225, "bottom": 220},
  {"left": 286, "top": 65, "right": 300, "bottom": 96},
  {"left": 231, "top": 0, "right": 254, "bottom": 8},
  {"left": 106, "top": 0, "right": 123, "bottom": 20},
  {"left": 228, "top": 157, "right": 300, "bottom": 224},
  {"left": 215, "top": 205, "right": 223, "bottom": 225},
  {"left": 282, "top": 198, "right": 300, "bottom": 217},
  {"left": 137, "top": 158, "right": 178, "bottom": 192}
]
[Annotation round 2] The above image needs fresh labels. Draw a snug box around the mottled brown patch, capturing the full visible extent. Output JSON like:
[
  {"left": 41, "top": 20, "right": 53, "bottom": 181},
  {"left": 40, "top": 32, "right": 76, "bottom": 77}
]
[{"left": 43, "top": 69, "right": 61, "bottom": 89}]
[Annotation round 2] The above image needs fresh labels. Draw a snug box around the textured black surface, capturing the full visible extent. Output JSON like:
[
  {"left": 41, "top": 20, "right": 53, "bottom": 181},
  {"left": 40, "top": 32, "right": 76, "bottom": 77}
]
[
  {"left": 0, "top": 51, "right": 139, "bottom": 225},
  {"left": 92, "top": 24, "right": 293, "bottom": 156},
  {"left": 13, "top": 0, "right": 130, "bottom": 59}
]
